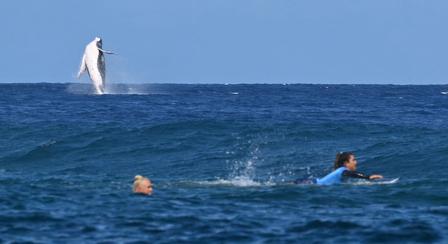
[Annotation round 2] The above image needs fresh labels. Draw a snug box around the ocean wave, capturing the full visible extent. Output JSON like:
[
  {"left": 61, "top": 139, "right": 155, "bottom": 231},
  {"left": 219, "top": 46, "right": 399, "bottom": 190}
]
[{"left": 2, "top": 84, "right": 448, "bottom": 241}]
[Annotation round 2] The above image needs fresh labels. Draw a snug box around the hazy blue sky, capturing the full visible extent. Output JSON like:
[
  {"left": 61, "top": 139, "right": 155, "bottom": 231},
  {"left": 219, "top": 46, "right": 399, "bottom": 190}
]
[{"left": 1, "top": 0, "right": 447, "bottom": 84}]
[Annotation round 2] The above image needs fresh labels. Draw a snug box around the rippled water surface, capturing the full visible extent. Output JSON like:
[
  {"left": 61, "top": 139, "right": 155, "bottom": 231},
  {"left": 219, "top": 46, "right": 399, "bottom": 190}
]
[{"left": 1, "top": 83, "right": 448, "bottom": 243}]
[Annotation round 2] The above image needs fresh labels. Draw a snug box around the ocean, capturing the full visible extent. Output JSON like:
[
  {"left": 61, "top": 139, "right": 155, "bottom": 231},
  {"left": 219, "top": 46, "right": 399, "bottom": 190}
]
[{"left": 1, "top": 83, "right": 447, "bottom": 243}]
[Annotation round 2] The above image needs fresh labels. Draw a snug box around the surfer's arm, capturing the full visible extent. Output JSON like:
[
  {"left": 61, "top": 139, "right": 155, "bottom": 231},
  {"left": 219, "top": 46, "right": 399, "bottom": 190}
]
[
  {"left": 342, "top": 170, "right": 370, "bottom": 180},
  {"left": 343, "top": 170, "right": 383, "bottom": 180},
  {"left": 369, "top": 174, "right": 383, "bottom": 180}
]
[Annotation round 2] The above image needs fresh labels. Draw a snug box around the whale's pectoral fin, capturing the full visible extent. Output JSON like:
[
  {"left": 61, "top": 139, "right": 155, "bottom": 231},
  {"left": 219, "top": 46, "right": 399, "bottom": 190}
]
[
  {"left": 77, "top": 53, "right": 87, "bottom": 78},
  {"left": 98, "top": 48, "right": 115, "bottom": 54}
]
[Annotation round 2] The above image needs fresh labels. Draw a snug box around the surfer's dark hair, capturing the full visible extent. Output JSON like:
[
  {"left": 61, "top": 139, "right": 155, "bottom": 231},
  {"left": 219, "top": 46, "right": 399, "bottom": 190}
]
[{"left": 334, "top": 152, "right": 354, "bottom": 170}]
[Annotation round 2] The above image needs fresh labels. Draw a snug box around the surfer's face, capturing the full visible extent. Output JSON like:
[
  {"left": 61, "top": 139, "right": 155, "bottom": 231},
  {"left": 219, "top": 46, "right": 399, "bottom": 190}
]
[
  {"left": 136, "top": 179, "right": 153, "bottom": 195},
  {"left": 344, "top": 155, "right": 357, "bottom": 171}
]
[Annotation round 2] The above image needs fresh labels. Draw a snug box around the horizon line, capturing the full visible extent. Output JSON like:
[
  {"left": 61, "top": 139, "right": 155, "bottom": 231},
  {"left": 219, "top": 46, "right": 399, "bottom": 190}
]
[{"left": 0, "top": 81, "right": 447, "bottom": 86}]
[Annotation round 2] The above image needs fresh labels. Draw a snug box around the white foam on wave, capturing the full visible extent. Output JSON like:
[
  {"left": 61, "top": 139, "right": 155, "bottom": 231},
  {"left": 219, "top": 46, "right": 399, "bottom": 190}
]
[
  {"left": 194, "top": 143, "right": 280, "bottom": 187},
  {"left": 66, "top": 83, "right": 92, "bottom": 95},
  {"left": 104, "top": 84, "right": 151, "bottom": 95},
  {"left": 66, "top": 83, "right": 153, "bottom": 95}
]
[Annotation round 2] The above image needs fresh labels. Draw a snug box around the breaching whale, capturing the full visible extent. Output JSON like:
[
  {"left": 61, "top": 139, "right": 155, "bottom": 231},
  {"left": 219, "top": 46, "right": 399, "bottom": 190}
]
[{"left": 77, "top": 37, "right": 114, "bottom": 94}]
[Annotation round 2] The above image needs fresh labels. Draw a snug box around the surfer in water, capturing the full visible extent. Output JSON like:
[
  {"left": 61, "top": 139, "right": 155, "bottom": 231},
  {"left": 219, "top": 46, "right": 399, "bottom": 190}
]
[
  {"left": 295, "top": 152, "right": 383, "bottom": 185},
  {"left": 133, "top": 175, "right": 153, "bottom": 195}
]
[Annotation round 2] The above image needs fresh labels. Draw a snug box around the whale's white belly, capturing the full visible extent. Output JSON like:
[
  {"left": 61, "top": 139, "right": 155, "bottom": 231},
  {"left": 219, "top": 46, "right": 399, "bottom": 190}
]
[
  {"left": 78, "top": 37, "right": 112, "bottom": 95},
  {"left": 84, "top": 42, "right": 105, "bottom": 94}
]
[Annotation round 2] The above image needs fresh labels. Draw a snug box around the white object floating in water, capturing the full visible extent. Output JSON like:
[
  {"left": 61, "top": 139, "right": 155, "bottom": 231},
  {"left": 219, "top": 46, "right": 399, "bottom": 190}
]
[{"left": 350, "top": 178, "right": 400, "bottom": 185}]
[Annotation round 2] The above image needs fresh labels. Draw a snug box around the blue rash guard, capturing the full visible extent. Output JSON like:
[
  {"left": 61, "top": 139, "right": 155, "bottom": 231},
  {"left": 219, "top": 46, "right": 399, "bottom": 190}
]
[
  {"left": 316, "top": 167, "right": 348, "bottom": 185},
  {"left": 294, "top": 167, "right": 371, "bottom": 185}
]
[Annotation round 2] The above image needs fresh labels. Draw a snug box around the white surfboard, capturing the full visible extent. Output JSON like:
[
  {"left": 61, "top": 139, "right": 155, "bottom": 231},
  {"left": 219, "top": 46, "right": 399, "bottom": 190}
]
[{"left": 350, "top": 178, "right": 399, "bottom": 185}]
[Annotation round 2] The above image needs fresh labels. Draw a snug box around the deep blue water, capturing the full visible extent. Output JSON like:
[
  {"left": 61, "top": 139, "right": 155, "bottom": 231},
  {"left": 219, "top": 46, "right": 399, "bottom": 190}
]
[{"left": 1, "top": 83, "right": 448, "bottom": 243}]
